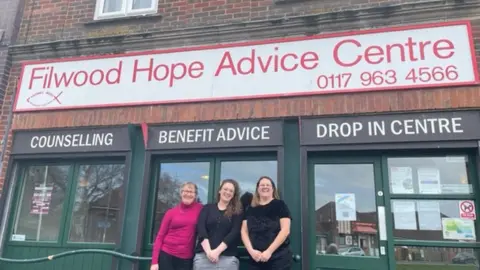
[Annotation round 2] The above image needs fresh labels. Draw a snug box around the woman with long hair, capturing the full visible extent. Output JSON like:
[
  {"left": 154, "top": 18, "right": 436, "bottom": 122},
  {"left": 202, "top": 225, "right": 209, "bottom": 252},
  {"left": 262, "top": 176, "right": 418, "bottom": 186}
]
[
  {"left": 241, "top": 176, "right": 292, "bottom": 270},
  {"left": 193, "top": 179, "right": 243, "bottom": 270},
  {"left": 150, "top": 182, "right": 203, "bottom": 270}
]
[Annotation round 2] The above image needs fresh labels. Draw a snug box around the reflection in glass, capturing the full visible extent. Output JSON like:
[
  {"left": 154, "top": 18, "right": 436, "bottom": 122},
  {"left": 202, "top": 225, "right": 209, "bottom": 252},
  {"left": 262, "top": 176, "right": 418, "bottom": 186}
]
[
  {"left": 68, "top": 164, "right": 125, "bottom": 243},
  {"left": 395, "top": 246, "right": 479, "bottom": 269},
  {"left": 392, "top": 199, "right": 477, "bottom": 242},
  {"left": 103, "top": 0, "right": 123, "bottom": 13},
  {"left": 151, "top": 162, "right": 210, "bottom": 242},
  {"left": 220, "top": 160, "right": 277, "bottom": 197},
  {"left": 13, "top": 165, "right": 70, "bottom": 242},
  {"left": 388, "top": 156, "right": 472, "bottom": 195},
  {"left": 132, "top": 0, "right": 152, "bottom": 10},
  {"left": 314, "top": 164, "right": 379, "bottom": 257}
]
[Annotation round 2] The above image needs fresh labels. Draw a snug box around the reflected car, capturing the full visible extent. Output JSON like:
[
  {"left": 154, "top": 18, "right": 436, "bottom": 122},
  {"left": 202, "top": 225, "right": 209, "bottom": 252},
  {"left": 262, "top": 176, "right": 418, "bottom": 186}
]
[
  {"left": 338, "top": 247, "right": 365, "bottom": 256},
  {"left": 452, "top": 252, "right": 478, "bottom": 265}
]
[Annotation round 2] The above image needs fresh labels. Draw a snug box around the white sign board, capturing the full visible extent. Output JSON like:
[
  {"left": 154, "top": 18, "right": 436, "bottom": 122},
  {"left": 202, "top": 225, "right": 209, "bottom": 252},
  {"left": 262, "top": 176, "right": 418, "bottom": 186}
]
[
  {"left": 15, "top": 21, "right": 478, "bottom": 112},
  {"left": 335, "top": 193, "right": 357, "bottom": 221}
]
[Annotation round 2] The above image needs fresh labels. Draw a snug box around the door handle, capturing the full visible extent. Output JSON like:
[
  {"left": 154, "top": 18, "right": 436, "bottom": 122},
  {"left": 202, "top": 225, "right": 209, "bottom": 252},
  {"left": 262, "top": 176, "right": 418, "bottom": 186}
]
[{"left": 292, "top": 254, "right": 301, "bottom": 262}]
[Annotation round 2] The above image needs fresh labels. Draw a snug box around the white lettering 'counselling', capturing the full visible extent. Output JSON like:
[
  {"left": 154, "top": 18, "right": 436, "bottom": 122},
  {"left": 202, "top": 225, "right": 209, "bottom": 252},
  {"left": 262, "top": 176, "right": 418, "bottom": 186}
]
[
  {"left": 390, "top": 117, "right": 463, "bottom": 135},
  {"left": 30, "top": 133, "right": 114, "bottom": 149}
]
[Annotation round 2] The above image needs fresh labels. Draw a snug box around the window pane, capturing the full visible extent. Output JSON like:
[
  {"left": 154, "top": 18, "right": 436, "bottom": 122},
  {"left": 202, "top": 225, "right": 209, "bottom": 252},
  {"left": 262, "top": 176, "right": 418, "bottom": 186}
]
[
  {"left": 388, "top": 156, "right": 472, "bottom": 195},
  {"left": 220, "top": 160, "right": 277, "bottom": 197},
  {"left": 132, "top": 0, "right": 152, "bottom": 10},
  {"left": 314, "top": 164, "right": 379, "bottom": 257},
  {"left": 68, "top": 164, "right": 125, "bottom": 243},
  {"left": 103, "top": 0, "right": 123, "bottom": 13},
  {"left": 151, "top": 162, "right": 210, "bottom": 242},
  {"left": 395, "top": 246, "right": 479, "bottom": 269},
  {"left": 392, "top": 199, "right": 477, "bottom": 242},
  {"left": 12, "top": 165, "right": 70, "bottom": 242}
]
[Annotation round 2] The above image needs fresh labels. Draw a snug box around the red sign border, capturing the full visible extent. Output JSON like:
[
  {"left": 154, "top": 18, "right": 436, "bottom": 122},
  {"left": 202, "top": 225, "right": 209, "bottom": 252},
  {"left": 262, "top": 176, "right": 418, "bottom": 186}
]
[
  {"left": 459, "top": 200, "right": 476, "bottom": 220},
  {"left": 13, "top": 20, "right": 479, "bottom": 112}
]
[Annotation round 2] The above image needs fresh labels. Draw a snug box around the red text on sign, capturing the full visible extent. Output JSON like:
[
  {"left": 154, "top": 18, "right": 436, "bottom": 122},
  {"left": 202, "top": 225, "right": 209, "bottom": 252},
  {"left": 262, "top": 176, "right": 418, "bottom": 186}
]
[
  {"left": 214, "top": 48, "right": 319, "bottom": 76},
  {"left": 28, "top": 61, "right": 123, "bottom": 90},
  {"left": 316, "top": 73, "right": 352, "bottom": 89},
  {"left": 132, "top": 58, "right": 204, "bottom": 87},
  {"left": 405, "top": 65, "right": 459, "bottom": 83},
  {"left": 360, "top": 70, "right": 397, "bottom": 86},
  {"left": 333, "top": 38, "right": 455, "bottom": 67}
]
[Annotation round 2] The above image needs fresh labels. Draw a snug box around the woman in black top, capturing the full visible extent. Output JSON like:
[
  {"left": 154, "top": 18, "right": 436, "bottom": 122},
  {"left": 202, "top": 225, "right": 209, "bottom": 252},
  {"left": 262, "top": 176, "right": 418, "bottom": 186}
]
[
  {"left": 241, "top": 176, "right": 292, "bottom": 270},
  {"left": 193, "top": 179, "right": 243, "bottom": 270}
]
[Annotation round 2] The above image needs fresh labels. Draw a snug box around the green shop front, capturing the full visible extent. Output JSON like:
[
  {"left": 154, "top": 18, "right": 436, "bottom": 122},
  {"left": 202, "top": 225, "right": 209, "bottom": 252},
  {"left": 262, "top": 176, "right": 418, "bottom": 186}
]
[{"left": 0, "top": 111, "right": 480, "bottom": 270}]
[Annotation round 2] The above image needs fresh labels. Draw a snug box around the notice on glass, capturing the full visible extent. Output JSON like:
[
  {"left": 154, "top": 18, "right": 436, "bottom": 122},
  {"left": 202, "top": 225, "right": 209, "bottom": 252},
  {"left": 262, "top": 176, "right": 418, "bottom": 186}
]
[
  {"left": 442, "top": 218, "right": 476, "bottom": 240},
  {"left": 335, "top": 193, "right": 357, "bottom": 221},
  {"left": 418, "top": 168, "right": 441, "bottom": 194},
  {"left": 393, "top": 201, "right": 417, "bottom": 230},
  {"left": 30, "top": 184, "right": 53, "bottom": 215},
  {"left": 390, "top": 167, "right": 414, "bottom": 194},
  {"left": 417, "top": 201, "right": 441, "bottom": 230}
]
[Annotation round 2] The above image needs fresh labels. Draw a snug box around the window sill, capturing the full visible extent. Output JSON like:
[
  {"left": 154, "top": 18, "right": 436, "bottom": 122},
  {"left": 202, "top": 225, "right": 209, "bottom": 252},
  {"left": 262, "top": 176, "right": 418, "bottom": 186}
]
[{"left": 84, "top": 13, "right": 162, "bottom": 26}]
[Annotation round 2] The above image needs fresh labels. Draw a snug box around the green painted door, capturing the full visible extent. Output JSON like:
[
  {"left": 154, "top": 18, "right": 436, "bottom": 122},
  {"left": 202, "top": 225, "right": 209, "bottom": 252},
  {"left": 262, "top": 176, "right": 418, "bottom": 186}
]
[{"left": 308, "top": 156, "right": 390, "bottom": 270}]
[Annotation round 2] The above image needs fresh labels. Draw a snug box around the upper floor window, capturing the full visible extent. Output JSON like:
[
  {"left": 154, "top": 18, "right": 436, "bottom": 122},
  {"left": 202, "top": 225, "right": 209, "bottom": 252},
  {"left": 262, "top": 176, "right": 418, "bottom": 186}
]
[{"left": 95, "top": 0, "right": 158, "bottom": 20}]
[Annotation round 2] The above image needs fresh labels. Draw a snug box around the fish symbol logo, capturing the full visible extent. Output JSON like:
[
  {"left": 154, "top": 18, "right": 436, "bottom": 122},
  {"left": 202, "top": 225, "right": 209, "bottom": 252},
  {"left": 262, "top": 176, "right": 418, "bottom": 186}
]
[{"left": 26, "top": 91, "right": 63, "bottom": 107}]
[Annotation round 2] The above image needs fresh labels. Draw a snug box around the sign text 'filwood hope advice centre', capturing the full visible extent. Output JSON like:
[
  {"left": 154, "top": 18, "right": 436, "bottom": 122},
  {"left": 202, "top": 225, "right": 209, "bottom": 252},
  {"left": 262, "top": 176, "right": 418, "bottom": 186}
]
[{"left": 15, "top": 22, "right": 478, "bottom": 111}]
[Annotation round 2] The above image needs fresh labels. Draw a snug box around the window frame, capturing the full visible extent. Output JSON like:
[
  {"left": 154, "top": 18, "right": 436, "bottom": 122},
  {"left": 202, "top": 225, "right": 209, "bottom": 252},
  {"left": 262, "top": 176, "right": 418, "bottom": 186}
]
[
  {"left": 382, "top": 151, "right": 480, "bottom": 249},
  {"left": 94, "top": 0, "right": 158, "bottom": 21},
  {"left": 307, "top": 155, "right": 390, "bottom": 270},
  {"left": 143, "top": 157, "right": 216, "bottom": 247},
  {"left": 379, "top": 150, "right": 480, "bottom": 269},
  {"left": 7, "top": 158, "right": 127, "bottom": 249},
  {"left": 143, "top": 152, "right": 280, "bottom": 255}
]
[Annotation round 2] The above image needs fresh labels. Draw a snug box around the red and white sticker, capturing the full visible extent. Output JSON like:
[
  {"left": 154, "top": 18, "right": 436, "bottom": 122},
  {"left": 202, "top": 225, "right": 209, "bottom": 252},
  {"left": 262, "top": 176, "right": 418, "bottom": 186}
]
[{"left": 459, "top": 200, "right": 476, "bottom": 220}]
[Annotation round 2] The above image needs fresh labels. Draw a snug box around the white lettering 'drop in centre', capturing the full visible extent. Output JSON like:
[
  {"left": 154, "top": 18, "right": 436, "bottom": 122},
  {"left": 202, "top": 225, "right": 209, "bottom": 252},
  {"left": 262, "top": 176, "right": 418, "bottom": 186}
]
[{"left": 390, "top": 117, "right": 464, "bottom": 135}]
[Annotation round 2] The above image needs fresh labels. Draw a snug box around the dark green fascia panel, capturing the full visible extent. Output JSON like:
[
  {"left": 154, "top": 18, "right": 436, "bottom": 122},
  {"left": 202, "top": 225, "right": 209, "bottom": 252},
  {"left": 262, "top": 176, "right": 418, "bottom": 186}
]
[
  {"left": 282, "top": 119, "right": 302, "bottom": 270},
  {"left": 117, "top": 125, "right": 146, "bottom": 270}
]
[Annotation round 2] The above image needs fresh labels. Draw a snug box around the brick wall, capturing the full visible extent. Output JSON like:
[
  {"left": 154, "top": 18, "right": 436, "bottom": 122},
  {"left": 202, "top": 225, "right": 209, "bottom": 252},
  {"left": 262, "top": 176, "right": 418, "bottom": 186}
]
[
  {"left": 2, "top": 0, "right": 480, "bottom": 185},
  {"left": 16, "top": 0, "right": 472, "bottom": 44}
]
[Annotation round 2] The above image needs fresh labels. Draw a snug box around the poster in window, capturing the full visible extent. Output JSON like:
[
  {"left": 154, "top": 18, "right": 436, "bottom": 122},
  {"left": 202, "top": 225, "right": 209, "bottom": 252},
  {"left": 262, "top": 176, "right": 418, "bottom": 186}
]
[
  {"left": 335, "top": 193, "right": 357, "bottom": 221},
  {"left": 417, "top": 201, "right": 441, "bottom": 230},
  {"left": 392, "top": 201, "right": 417, "bottom": 230},
  {"left": 390, "top": 167, "right": 414, "bottom": 194},
  {"left": 30, "top": 184, "right": 53, "bottom": 215},
  {"left": 442, "top": 218, "right": 476, "bottom": 240},
  {"left": 417, "top": 168, "right": 441, "bottom": 194}
]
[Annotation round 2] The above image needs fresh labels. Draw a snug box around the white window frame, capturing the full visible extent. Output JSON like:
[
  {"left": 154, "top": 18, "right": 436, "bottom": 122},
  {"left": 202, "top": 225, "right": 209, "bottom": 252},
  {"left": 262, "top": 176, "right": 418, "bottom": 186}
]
[{"left": 94, "top": 0, "right": 158, "bottom": 20}]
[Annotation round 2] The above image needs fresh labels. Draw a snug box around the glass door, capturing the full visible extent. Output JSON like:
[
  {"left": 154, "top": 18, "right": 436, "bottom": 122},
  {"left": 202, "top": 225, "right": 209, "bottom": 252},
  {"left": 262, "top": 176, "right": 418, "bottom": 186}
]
[{"left": 308, "top": 157, "right": 390, "bottom": 270}]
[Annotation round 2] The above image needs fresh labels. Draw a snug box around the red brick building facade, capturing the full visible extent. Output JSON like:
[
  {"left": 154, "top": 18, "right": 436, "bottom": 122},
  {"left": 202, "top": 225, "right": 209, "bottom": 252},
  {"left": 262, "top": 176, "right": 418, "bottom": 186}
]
[{"left": 0, "top": 0, "right": 479, "bottom": 269}]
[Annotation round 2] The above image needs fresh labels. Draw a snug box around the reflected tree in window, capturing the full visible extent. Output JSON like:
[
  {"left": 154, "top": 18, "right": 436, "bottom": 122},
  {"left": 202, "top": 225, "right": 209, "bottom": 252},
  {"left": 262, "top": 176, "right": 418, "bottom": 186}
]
[
  {"left": 68, "top": 164, "right": 125, "bottom": 243},
  {"left": 13, "top": 165, "right": 70, "bottom": 242},
  {"left": 151, "top": 162, "right": 210, "bottom": 242}
]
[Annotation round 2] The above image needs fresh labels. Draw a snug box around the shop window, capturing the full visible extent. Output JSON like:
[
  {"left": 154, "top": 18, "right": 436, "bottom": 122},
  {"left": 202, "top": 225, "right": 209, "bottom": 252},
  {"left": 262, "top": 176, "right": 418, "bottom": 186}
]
[
  {"left": 388, "top": 156, "right": 472, "bottom": 195},
  {"left": 395, "top": 246, "right": 479, "bottom": 269},
  {"left": 219, "top": 160, "right": 278, "bottom": 197},
  {"left": 313, "top": 164, "right": 379, "bottom": 257},
  {"left": 68, "top": 164, "right": 125, "bottom": 243},
  {"left": 150, "top": 162, "right": 210, "bottom": 242},
  {"left": 10, "top": 161, "right": 126, "bottom": 245},
  {"left": 391, "top": 199, "right": 477, "bottom": 242},
  {"left": 94, "top": 0, "right": 158, "bottom": 20},
  {"left": 12, "top": 165, "right": 70, "bottom": 242}
]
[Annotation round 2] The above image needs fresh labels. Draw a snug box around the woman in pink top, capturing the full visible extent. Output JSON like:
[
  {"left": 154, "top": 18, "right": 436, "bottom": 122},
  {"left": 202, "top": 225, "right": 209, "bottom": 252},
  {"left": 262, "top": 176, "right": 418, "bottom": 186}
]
[{"left": 150, "top": 182, "right": 203, "bottom": 270}]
